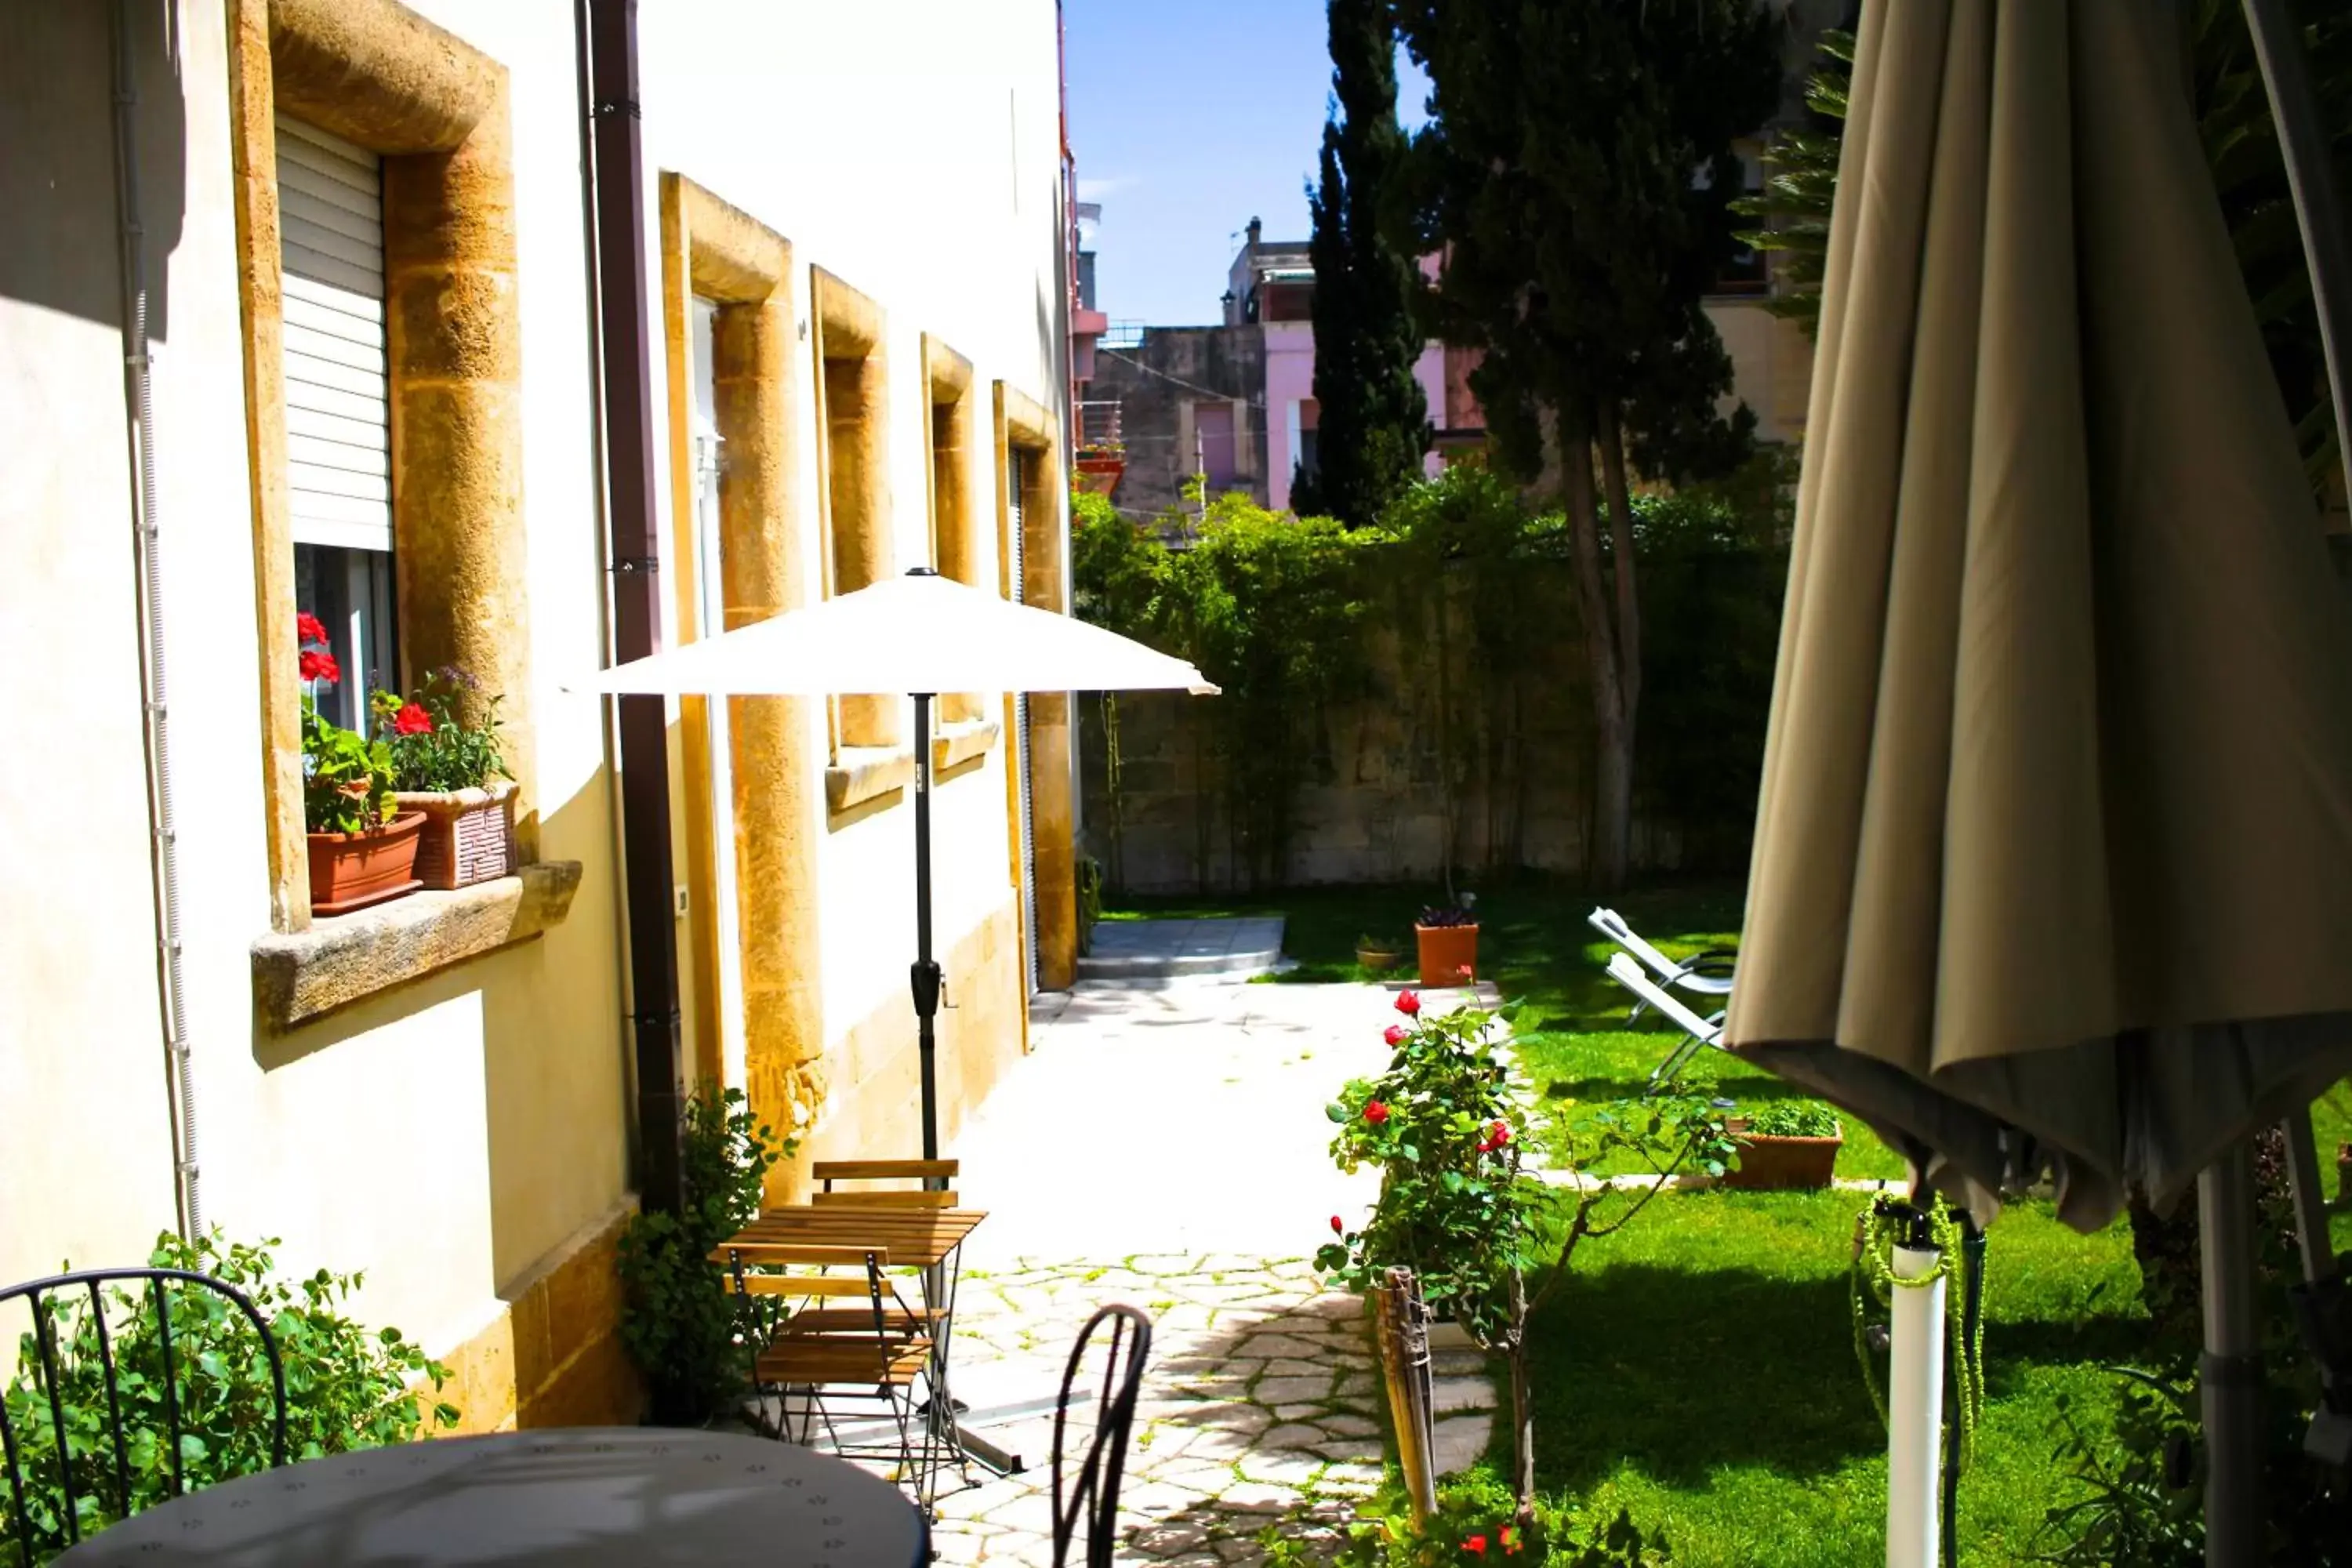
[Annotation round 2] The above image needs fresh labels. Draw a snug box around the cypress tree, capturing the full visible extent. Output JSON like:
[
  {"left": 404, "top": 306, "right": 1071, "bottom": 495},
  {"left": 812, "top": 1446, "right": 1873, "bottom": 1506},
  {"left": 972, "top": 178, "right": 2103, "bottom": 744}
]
[{"left": 1301, "top": 0, "right": 1428, "bottom": 527}]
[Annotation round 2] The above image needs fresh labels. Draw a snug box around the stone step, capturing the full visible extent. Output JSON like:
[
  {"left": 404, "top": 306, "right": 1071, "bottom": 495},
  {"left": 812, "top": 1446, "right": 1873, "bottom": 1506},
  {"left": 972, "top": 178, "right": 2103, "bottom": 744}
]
[{"left": 1075, "top": 916, "right": 1287, "bottom": 981}]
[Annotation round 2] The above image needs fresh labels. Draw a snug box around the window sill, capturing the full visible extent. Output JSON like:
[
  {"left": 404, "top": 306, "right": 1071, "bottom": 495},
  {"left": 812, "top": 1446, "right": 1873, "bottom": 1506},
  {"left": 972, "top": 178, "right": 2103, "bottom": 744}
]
[
  {"left": 826, "top": 746, "right": 915, "bottom": 816},
  {"left": 252, "top": 862, "right": 583, "bottom": 1032},
  {"left": 932, "top": 718, "right": 999, "bottom": 775}
]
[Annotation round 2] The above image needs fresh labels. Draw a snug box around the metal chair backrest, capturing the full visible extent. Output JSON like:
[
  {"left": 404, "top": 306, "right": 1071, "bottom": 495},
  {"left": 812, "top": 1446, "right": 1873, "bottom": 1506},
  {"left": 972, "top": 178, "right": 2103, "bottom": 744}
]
[
  {"left": 0, "top": 1266, "right": 288, "bottom": 1560},
  {"left": 1049, "top": 1305, "right": 1152, "bottom": 1568}
]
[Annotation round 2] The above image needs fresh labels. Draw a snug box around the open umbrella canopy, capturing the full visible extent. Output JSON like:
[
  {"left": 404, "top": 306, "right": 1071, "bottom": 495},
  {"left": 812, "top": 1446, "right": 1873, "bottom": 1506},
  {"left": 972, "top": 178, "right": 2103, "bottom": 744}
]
[
  {"left": 578, "top": 570, "right": 1218, "bottom": 699},
  {"left": 1725, "top": 0, "right": 2352, "bottom": 1232}
]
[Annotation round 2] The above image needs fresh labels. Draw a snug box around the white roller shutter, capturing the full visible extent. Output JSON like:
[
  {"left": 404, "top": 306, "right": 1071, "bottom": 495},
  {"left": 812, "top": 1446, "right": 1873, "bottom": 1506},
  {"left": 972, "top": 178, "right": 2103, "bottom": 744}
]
[{"left": 277, "top": 114, "right": 391, "bottom": 553}]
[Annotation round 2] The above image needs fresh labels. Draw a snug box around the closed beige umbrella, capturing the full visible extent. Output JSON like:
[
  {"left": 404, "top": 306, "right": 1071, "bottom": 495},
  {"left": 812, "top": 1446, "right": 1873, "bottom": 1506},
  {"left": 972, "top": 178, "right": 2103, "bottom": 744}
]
[{"left": 1727, "top": 0, "right": 2352, "bottom": 1232}]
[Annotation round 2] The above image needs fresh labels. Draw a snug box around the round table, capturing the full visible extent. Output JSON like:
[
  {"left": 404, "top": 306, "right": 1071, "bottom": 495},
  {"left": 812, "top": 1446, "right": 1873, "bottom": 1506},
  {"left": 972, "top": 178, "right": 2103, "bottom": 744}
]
[{"left": 56, "top": 1427, "right": 927, "bottom": 1566}]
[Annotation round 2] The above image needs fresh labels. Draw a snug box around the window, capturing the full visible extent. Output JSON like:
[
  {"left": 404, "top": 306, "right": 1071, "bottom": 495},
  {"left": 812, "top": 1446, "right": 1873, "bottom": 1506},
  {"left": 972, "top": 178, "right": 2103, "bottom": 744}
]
[
  {"left": 812, "top": 268, "right": 895, "bottom": 754},
  {"left": 1296, "top": 397, "right": 1320, "bottom": 486},
  {"left": 278, "top": 113, "right": 397, "bottom": 734}
]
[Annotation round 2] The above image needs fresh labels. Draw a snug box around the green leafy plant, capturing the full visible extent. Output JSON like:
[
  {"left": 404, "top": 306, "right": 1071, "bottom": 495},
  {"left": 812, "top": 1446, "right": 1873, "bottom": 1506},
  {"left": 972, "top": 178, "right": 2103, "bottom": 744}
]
[
  {"left": 1741, "top": 1099, "right": 1838, "bottom": 1139},
  {"left": 1, "top": 1230, "right": 457, "bottom": 1565},
  {"left": 296, "top": 612, "right": 394, "bottom": 835},
  {"left": 372, "top": 666, "right": 508, "bottom": 793},
  {"left": 1255, "top": 1472, "right": 1677, "bottom": 1566},
  {"left": 2029, "top": 1367, "right": 2203, "bottom": 1566},
  {"left": 1318, "top": 993, "right": 1731, "bottom": 1515},
  {"left": 615, "top": 1085, "right": 792, "bottom": 1425}
]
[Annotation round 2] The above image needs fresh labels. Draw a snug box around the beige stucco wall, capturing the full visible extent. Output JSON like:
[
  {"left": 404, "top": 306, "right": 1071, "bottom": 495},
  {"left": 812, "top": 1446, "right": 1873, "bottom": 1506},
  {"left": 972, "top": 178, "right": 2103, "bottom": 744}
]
[
  {"left": 2, "top": 0, "right": 630, "bottom": 1422},
  {"left": 633, "top": 1, "right": 1071, "bottom": 1178},
  {"left": 1706, "top": 298, "right": 1816, "bottom": 445},
  {"left": 2, "top": 0, "right": 1067, "bottom": 1420}
]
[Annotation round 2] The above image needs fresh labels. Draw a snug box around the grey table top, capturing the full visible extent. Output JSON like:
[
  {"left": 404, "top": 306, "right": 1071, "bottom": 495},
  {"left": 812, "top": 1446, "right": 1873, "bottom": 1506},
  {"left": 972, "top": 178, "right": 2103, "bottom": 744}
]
[{"left": 56, "top": 1428, "right": 926, "bottom": 1567}]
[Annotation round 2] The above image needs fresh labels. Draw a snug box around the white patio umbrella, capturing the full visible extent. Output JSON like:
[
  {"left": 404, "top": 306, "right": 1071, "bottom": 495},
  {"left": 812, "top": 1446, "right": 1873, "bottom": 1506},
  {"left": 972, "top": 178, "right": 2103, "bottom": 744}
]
[{"left": 582, "top": 567, "right": 1216, "bottom": 1164}]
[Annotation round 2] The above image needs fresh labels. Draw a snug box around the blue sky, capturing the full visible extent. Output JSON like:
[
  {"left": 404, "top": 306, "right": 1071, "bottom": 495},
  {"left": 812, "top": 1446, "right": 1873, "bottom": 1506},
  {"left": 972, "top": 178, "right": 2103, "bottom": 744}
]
[{"left": 1065, "top": 0, "right": 1429, "bottom": 327}]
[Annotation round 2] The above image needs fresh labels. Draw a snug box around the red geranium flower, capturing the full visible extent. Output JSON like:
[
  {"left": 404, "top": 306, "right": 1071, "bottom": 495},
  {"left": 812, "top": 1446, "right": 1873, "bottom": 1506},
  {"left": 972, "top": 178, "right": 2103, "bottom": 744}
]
[
  {"left": 1330, "top": 1215, "right": 1345, "bottom": 1235},
  {"left": 299, "top": 648, "right": 340, "bottom": 686},
  {"left": 296, "top": 611, "right": 328, "bottom": 647},
  {"left": 1383, "top": 1023, "right": 1408, "bottom": 1047},
  {"left": 1396, "top": 989, "right": 1421, "bottom": 1016},
  {"left": 393, "top": 701, "right": 435, "bottom": 736},
  {"left": 1500, "top": 1526, "right": 1520, "bottom": 1555},
  {"left": 1363, "top": 1101, "right": 1390, "bottom": 1125},
  {"left": 1463, "top": 1535, "right": 1488, "bottom": 1556},
  {"left": 1490, "top": 1121, "right": 1511, "bottom": 1145}
]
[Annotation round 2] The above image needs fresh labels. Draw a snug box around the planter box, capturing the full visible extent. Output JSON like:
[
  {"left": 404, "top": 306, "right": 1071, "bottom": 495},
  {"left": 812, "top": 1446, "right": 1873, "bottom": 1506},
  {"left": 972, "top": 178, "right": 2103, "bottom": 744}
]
[
  {"left": 307, "top": 811, "right": 425, "bottom": 917},
  {"left": 1415, "top": 922, "right": 1479, "bottom": 988},
  {"left": 394, "top": 781, "right": 518, "bottom": 891},
  {"left": 1722, "top": 1123, "right": 1842, "bottom": 1191},
  {"left": 1356, "top": 946, "right": 1405, "bottom": 974}
]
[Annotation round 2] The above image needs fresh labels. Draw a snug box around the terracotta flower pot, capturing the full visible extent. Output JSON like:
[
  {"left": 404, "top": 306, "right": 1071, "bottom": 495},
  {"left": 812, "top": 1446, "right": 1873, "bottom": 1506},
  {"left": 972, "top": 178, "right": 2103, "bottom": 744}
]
[
  {"left": 393, "top": 779, "right": 518, "bottom": 891},
  {"left": 1414, "top": 922, "right": 1479, "bottom": 988},
  {"left": 307, "top": 811, "right": 425, "bottom": 916},
  {"left": 1356, "top": 944, "right": 1405, "bottom": 974},
  {"left": 1721, "top": 1121, "right": 1843, "bottom": 1191}
]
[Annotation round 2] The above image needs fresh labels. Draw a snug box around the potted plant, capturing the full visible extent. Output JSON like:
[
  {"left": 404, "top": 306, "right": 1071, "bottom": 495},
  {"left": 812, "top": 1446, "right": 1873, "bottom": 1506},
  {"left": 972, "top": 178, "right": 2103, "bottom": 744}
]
[
  {"left": 375, "top": 667, "right": 516, "bottom": 891},
  {"left": 1355, "top": 932, "right": 1406, "bottom": 973},
  {"left": 1414, "top": 891, "right": 1479, "bottom": 988},
  {"left": 1722, "top": 1098, "right": 1843, "bottom": 1190},
  {"left": 299, "top": 615, "right": 423, "bottom": 916}
]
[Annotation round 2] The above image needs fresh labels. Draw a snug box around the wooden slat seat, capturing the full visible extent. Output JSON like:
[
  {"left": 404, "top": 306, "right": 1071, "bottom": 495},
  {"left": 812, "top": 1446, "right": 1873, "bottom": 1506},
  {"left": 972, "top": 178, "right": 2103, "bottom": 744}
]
[
  {"left": 811, "top": 1189, "right": 960, "bottom": 1209},
  {"left": 812, "top": 1159, "right": 958, "bottom": 1182},
  {"left": 756, "top": 1332, "right": 934, "bottom": 1389}
]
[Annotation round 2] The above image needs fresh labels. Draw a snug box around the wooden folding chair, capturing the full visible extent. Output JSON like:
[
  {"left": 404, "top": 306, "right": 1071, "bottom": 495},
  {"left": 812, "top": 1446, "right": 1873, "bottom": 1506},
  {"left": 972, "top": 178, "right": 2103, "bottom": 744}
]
[{"left": 716, "top": 1242, "right": 942, "bottom": 1502}]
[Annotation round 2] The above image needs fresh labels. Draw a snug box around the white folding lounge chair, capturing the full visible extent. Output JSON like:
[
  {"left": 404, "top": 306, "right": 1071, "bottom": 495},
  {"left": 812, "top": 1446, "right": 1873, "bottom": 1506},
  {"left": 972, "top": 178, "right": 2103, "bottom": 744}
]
[
  {"left": 1603, "top": 952, "right": 1726, "bottom": 1090},
  {"left": 1587, "top": 907, "right": 1736, "bottom": 1026}
]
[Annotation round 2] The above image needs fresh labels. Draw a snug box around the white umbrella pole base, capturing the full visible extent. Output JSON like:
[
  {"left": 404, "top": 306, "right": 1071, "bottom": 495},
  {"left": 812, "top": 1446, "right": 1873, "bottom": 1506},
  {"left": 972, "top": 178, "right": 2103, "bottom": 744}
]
[{"left": 1887, "top": 1243, "right": 1947, "bottom": 1568}]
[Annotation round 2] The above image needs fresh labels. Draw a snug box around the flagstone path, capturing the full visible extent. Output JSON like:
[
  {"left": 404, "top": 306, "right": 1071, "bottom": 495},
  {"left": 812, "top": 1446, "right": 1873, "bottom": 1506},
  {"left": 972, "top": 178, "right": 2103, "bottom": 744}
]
[{"left": 912, "top": 973, "right": 1504, "bottom": 1564}]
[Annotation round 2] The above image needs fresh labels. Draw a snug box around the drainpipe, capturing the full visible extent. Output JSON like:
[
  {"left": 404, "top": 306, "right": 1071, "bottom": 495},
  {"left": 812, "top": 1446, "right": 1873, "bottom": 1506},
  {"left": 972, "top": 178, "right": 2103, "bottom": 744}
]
[
  {"left": 111, "top": 0, "right": 201, "bottom": 1240},
  {"left": 579, "top": 0, "right": 684, "bottom": 1216}
]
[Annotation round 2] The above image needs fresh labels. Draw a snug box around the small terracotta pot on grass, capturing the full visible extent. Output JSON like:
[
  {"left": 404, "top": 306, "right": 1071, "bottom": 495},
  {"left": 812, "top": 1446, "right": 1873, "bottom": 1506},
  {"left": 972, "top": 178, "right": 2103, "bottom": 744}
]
[
  {"left": 1356, "top": 942, "right": 1405, "bottom": 974},
  {"left": 307, "top": 812, "right": 425, "bottom": 917}
]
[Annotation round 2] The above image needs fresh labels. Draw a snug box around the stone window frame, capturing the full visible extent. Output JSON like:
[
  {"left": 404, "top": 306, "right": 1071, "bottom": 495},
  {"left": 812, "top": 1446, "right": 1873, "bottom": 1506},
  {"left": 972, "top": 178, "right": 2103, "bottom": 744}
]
[
  {"left": 230, "top": 0, "right": 572, "bottom": 1026},
  {"left": 809, "top": 267, "right": 912, "bottom": 819},
  {"left": 993, "top": 383, "right": 1078, "bottom": 993},
  {"left": 655, "top": 174, "right": 824, "bottom": 1156},
  {"left": 920, "top": 333, "right": 1000, "bottom": 765}
]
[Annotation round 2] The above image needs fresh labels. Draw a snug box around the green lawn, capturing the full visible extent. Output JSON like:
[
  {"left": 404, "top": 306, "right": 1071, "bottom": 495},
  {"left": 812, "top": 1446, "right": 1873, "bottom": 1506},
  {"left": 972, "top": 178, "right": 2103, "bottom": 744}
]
[{"left": 1106, "top": 880, "right": 2352, "bottom": 1566}]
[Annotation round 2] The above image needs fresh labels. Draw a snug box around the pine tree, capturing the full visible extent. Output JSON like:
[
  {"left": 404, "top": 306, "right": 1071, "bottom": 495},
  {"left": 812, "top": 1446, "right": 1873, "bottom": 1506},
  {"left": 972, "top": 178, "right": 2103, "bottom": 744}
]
[
  {"left": 1396, "top": 0, "right": 1782, "bottom": 894},
  {"left": 1302, "top": 0, "right": 1429, "bottom": 528}
]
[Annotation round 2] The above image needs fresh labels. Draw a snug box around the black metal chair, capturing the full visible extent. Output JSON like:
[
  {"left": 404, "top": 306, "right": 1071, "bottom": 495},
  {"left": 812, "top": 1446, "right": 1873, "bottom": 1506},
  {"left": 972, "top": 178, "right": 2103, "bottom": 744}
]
[
  {"left": 1049, "top": 1305, "right": 1152, "bottom": 1568},
  {"left": 1, "top": 1266, "right": 289, "bottom": 1562}
]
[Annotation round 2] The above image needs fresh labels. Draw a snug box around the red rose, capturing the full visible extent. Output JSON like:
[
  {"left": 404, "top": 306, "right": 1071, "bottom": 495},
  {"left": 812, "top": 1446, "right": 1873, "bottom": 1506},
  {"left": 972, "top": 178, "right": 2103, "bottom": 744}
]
[
  {"left": 393, "top": 702, "right": 435, "bottom": 736},
  {"left": 1463, "top": 1536, "right": 1488, "bottom": 1556},
  {"left": 1501, "top": 1527, "right": 1519, "bottom": 1555},
  {"left": 1363, "top": 1101, "right": 1390, "bottom": 1125},
  {"left": 299, "top": 648, "right": 340, "bottom": 686},
  {"left": 1396, "top": 989, "right": 1421, "bottom": 1016},
  {"left": 1383, "top": 1023, "right": 1408, "bottom": 1047},
  {"left": 1491, "top": 1121, "right": 1511, "bottom": 1145},
  {"left": 1330, "top": 1215, "right": 1345, "bottom": 1235},
  {"left": 296, "top": 611, "right": 328, "bottom": 647}
]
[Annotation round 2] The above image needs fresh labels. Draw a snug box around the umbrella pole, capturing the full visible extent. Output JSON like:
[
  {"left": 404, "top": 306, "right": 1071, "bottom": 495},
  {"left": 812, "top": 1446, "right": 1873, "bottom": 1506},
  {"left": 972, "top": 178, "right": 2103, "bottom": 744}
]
[
  {"left": 908, "top": 688, "right": 1025, "bottom": 1481},
  {"left": 1886, "top": 1216, "right": 1947, "bottom": 1568},
  {"left": 911, "top": 691, "right": 942, "bottom": 1163},
  {"left": 2198, "top": 1143, "right": 2264, "bottom": 1566}
]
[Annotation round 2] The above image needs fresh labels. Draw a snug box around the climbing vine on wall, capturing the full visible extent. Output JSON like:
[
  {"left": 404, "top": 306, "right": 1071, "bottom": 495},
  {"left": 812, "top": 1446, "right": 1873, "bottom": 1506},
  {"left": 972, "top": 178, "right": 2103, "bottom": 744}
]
[{"left": 1071, "top": 463, "right": 1788, "bottom": 891}]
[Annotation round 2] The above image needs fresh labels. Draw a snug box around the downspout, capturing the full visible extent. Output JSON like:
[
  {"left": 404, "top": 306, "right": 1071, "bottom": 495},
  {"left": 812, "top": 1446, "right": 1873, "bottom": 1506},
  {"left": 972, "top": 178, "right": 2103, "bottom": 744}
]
[
  {"left": 579, "top": 0, "right": 684, "bottom": 1216},
  {"left": 111, "top": 0, "right": 201, "bottom": 1239}
]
